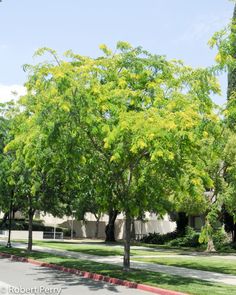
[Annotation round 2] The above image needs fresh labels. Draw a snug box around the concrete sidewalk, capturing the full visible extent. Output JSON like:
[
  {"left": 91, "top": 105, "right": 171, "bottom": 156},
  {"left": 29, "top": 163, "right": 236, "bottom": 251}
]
[{"left": 1, "top": 240, "right": 236, "bottom": 286}]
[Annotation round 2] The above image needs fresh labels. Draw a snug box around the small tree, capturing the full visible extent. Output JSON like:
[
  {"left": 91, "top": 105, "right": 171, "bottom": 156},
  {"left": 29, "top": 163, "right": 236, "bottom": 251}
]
[
  {"left": 0, "top": 102, "right": 19, "bottom": 246},
  {"left": 5, "top": 104, "right": 76, "bottom": 251},
  {"left": 204, "top": 3, "right": 236, "bottom": 248},
  {"left": 17, "top": 43, "right": 220, "bottom": 269}
]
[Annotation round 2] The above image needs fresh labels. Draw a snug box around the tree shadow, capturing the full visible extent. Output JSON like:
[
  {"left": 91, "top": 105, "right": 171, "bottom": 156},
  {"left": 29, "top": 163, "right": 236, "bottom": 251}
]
[
  {"left": 1, "top": 249, "right": 236, "bottom": 294},
  {"left": 26, "top": 266, "right": 120, "bottom": 293}
]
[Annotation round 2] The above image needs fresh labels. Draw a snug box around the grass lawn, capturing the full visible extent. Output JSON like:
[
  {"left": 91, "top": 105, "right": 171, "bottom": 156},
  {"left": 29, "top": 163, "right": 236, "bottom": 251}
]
[
  {"left": 133, "top": 256, "right": 236, "bottom": 276},
  {"left": 18, "top": 240, "right": 189, "bottom": 257},
  {"left": 12, "top": 240, "right": 236, "bottom": 276},
  {"left": 134, "top": 241, "right": 236, "bottom": 254},
  {"left": 133, "top": 242, "right": 205, "bottom": 252},
  {"left": 33, "top": 240, "right": 125, "bottom": 256},
  {"left": 30, "top": 240, "right": 236, "bottom": 257},
  {"left": 0, "top": 246, "right": 235, "bottom": 295}
]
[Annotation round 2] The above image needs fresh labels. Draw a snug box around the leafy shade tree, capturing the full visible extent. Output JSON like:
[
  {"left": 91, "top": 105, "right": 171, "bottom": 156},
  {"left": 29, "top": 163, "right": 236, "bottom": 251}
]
[
  {"left": 105, "top": 209, "right": 118, "bottom": 242},
  {"left": 209, "top": 3, "right": 236, "bottom": 124},
  {"left": 228, "top": 2, "right": 236, "bottom": 100},
  {"left": 18, "top": 43, "right": 220, "bottom": 269},
  {"left": 0, "top": 102, "right": 20, "bottom": 245},
  {"left": 208, "top": 2, "right": 236, "bottom": 101},
  {"left": 170, "top": 212, "right": 189, "bottom": 235},
  {"left": 196, "top": 118, "right": 227, "bottom": 251},
  {"left": 0, "top": 104, "right": 10, "bottom": 216},
  {"left": 69, "top": 164, "right": 109, "bottom": 239},
  {"left": 199, "top": 129, "right": 236, "bottom": 248},
  {"left": 222, "top": 205, "right": 236, "bottom": 242},
  {"left": 220, "top": 133, "right": 236, "bottom": 241},
  {"left": 206, "top": 3, "right": 236, "bottom": 246},
  {"left": 5, "top": 102, "right": 80, "bottom": 251}
]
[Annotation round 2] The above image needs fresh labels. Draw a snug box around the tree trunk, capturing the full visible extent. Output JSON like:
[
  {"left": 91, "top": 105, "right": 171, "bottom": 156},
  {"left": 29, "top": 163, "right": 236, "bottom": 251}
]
[
  {"left": 94, "top": 213, "right": 101, "bottom": 239},
  {"left": 0, "top": 212, "right": 9, "bottom": 229},
  {"left": 27, "top": 207, "right": 34, "bottom": 252},
  {"left": 227, "top": 5, "right": 236, "bottom": 242},
  {"left": 131, "top": 218, "right": 136, "bottom": 241},
  {"left": 6, "top": 209, "right": 12, "bottom": 248},
  {"left": 176, "top": 212, "right": 188, "bottom": 234},
  {"left": 228, "top": 3, "right": 236, "bottom": 100},
  {"left": 204, "top": 218, "right": 216, "bottom": 252},
  {"left": 6, "top": 194, "right": 14, "bottom": 248},
  {"left": 232, "top": 223, "right": 236, "bottom": 243},
  {"left": 95, "top": 220, "right": 99, "bottom": 239},
  {"left": 206, "top": 237, "right": 216, "bottom": 252},
  {"left": 123, "top": 214, "right": 131, "bottom": 271},
  {"left": 105, "top": 209, "right": 118, "bottom": 242}
]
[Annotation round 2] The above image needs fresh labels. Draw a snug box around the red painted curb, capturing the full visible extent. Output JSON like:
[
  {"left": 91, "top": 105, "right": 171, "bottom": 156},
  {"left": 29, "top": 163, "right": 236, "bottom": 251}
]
[
  {"left": 137, "top": 284, "right": 186, "bottom": 295},
  {"left": 0, "top": 252, "right": 188, "bottom": 295}
]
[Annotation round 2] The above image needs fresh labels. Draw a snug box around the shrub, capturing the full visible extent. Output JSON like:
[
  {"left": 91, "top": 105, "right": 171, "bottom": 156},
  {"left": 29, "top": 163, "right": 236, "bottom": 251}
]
[
  {"left": 140, "top": 231, "right": 179, "bottom": 245},
  {"left": 1, "top": 219, "right": 65, "bottom": 233},
  {"left": 212, "top": 227, "right": 229, "bottom": 250},
  {"left": 141, "top": 226, "right": 201, "bottom": 248},
  {"left": 62, "top": 228, "right": 75, "bottom": 237},
  {"left": 168, "top": 226, "right": 200, "bottom": 247}
]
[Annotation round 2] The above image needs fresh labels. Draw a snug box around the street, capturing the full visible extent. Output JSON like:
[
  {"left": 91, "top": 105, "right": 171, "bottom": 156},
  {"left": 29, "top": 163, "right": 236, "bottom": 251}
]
[{"left": 0, "top": 258, "right": 151, "bottom": 295}]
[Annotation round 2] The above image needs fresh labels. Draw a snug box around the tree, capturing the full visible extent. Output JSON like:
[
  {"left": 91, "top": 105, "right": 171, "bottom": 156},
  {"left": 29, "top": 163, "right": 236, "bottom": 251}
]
[
  {"left": 5, "top": 98, "right": 78, "bottom": 251},
  {"left": 0, "top": 102, "right": 19, "bottom": 246},
  {"left": 222, "top": 205, "right": 236, "bottom": 243},
  {"left": 206, "top": 2, "right": 236, "bottom": 248},
  {"left": 0, "top": 103, "right": 11, "bottom": 215},
  {"left": 15, "top": 43, "right": 221, "bottom": 269},
  {"left": 228, "top": 2, "right": 236, "bottom": 100}
]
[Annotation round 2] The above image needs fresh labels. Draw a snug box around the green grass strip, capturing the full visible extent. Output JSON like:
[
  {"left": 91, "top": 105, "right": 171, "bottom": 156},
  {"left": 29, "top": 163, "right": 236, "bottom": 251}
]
[{"left": 0, "top": 246, "right": 235, "bottom": 295}]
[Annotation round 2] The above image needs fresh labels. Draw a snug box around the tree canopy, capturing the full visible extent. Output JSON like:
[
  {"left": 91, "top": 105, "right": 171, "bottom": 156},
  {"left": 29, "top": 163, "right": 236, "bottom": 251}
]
[{"left": 1, "top": 42, "right": 223, "bottom": 268}]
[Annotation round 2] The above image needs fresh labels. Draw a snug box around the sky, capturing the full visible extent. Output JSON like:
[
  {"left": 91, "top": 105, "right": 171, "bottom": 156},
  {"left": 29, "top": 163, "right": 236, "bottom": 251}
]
[{"left": 0, "top": 0, "right": 234, "bottom": 104}]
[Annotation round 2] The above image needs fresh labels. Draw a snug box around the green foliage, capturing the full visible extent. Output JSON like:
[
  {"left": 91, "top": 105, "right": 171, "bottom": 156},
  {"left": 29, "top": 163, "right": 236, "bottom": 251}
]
[
  {"left": 140, "top": 231, "right": 179, "bottom": 245},
  {"left": 212, "top": 227, "right": 228, "bottom": 250},
  {"left": 8, "top": 43, "right": 220, "bottom": 222},
  {"left": 0, "top": 102, "right": 21, "bottom": 213},
  {"left": 168, "top": 227, "right": 201, "bottom": 248},
  {"left": 199, "top": 224, "right": 228, "bottom": 251},
  {"left": 208, "top": 3, "right": 236, "bottom": 121},
  {"left": 2, "top": 42, "right": 224, "bottom": 267},
  {"left": 221, "top": 133, "right": 236, "bottom": 216},
  {"left": 141, "top": 227, "right": 201, "bottom": 248},
  {"left": 0, "top": 219, "right": 66, "bottom": 233}
]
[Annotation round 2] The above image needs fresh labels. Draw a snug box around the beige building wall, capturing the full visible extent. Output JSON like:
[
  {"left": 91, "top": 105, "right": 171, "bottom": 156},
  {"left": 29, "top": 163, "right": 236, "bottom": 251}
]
[
  {"left": 0, "top": 211, "right": 176, "bottom": 239},
  {"left": 55, "top": 213, "right": 176, "bottom": 239},
  {"left": 0, "top": 230, "right": 43, "bottom": 240}
]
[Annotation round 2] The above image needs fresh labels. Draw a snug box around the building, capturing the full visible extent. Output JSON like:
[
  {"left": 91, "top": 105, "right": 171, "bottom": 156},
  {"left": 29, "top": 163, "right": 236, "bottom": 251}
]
[{"left": 0, "top": 211, "right": 176, "bottom": 240}]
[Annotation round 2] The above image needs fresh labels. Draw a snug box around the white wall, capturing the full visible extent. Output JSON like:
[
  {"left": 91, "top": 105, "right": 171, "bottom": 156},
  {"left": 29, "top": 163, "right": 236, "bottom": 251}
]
[
  {"left": 0, "top": 231, "right": 44, "bottom": 240},
  {"left": 59, "top": 216, "right": 176, "bottom": 239},
  {"left": 114, "top": 218, "right": 176, "bottom": 240},
  {"left": 0, "top": 211, "right": 176, "bottom": 240}
]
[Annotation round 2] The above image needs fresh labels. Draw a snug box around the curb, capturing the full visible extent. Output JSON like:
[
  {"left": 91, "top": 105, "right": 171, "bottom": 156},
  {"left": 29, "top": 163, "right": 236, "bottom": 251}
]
[{"left": 0, "top": 252, "right": 188, "bottom": 295}]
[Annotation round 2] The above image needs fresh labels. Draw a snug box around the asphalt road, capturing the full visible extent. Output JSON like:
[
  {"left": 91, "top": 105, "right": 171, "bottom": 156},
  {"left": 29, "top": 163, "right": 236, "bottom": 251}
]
[{"left": 0, "top": 257, "right": 151, "bottom": 295}]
